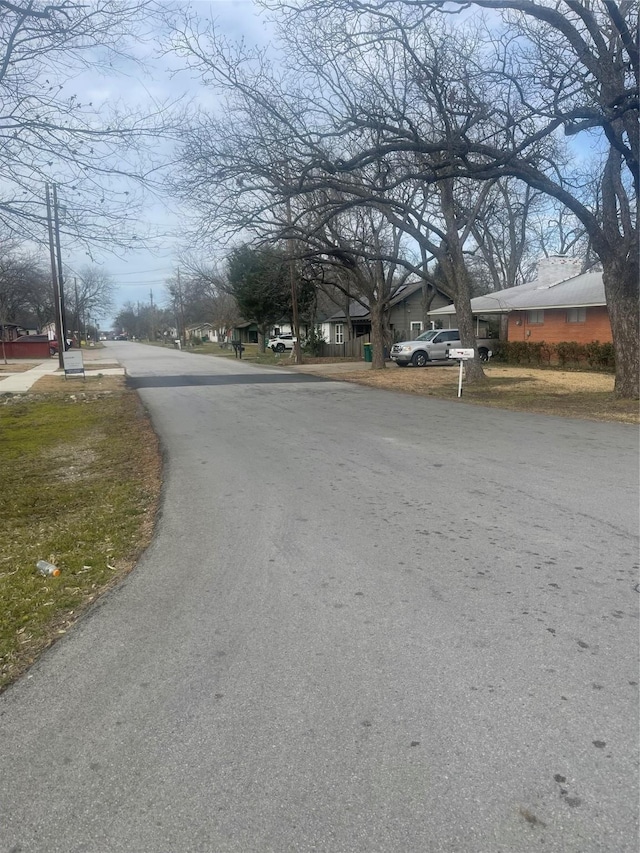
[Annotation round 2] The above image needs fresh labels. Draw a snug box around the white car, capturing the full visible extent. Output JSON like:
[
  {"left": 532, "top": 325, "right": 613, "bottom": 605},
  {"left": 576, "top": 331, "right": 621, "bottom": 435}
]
[{"left": 268, "top": 334, "right": 296, "bottom": 353}]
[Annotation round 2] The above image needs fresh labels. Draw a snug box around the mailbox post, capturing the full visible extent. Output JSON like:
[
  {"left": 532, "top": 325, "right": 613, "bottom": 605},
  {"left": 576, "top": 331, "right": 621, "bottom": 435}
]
[{"left": 448, "top": 348, "right": 475, "bottom": 397}]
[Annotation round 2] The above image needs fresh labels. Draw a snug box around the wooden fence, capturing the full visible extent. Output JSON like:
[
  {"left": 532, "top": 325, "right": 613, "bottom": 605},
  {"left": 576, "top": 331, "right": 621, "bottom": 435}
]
[{"left": 317, "top": 336, "right": 369, "bottom": 359}]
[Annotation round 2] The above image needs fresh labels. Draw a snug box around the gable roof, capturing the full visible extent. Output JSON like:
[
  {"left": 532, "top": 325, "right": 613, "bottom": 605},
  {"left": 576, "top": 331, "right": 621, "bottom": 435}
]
[
  {"left": 187, "top": 322, "right": 214, "bottom": 331},
  {"left": 324, "top": 299, "right": 370, "bottom": 322},
  {"left": 388, "top": 280, "right": 451, "bottom": 309},
  {"left": 324, "top": 280, "right": 452, "bottom": 322},
  {"left": 430, "top": 271, "right": 605, "bottom": 316}
]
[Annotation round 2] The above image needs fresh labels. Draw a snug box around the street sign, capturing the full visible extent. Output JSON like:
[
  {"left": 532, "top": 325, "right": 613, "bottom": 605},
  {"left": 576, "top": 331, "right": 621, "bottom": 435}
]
[
  {"left": 63, "top": 350, "right": 85, "bottom": 378},
  {"left": 448, "top": 348, "right": 475, "bottom": 360}
]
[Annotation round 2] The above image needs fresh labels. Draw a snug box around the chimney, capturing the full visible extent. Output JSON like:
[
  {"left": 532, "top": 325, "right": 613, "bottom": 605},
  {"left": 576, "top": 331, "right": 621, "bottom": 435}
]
[{"left": 535, "top": 255, "right": 583, "bottom": 287}]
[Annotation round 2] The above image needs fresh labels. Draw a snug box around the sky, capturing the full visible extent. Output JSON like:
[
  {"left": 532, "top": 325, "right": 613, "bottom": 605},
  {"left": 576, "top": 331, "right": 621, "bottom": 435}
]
[
  {"left": 39, "top": 0, "right": 605, "bottom": 331},
  {"left": 61, "top": 1, "right": 273, "bottom": 329}
]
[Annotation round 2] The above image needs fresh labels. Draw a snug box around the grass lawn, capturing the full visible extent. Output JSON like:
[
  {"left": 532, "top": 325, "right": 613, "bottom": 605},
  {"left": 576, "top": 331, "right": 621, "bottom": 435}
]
[
  {"left": 299, "top": 362, "right": 639, "bottom": 424},
  {"left": 0, "top": 379, "right": 161, "bottom": 691}
]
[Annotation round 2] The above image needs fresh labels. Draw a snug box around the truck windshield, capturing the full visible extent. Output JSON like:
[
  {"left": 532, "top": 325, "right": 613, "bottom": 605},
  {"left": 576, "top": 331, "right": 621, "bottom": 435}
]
[{"left": 415, "top": 330, "right": 438, "bottom": 342}]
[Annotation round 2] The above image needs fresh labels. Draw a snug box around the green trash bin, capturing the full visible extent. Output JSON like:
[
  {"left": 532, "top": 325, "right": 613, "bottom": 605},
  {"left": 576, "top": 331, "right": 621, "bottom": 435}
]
[{"left": 363, "top": 343, "right": 372, "bottom": 362}]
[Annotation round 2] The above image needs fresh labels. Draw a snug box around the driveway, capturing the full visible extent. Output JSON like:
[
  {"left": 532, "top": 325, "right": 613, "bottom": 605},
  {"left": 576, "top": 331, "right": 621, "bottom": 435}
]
[{"left": 1, "top": 342, "right": 637, "bottom": 853}]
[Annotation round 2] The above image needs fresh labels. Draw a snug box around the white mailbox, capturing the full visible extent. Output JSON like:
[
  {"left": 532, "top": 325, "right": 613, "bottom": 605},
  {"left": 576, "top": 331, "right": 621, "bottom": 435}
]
[{"left": 448, "top": 348, "right": 475, "bottom": 360}]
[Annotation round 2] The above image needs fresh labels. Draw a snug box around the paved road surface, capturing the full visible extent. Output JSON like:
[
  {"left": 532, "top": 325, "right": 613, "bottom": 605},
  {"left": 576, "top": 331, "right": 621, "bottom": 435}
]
[{"left": 1, "top": 343, "right": 638, "bottom": 853}]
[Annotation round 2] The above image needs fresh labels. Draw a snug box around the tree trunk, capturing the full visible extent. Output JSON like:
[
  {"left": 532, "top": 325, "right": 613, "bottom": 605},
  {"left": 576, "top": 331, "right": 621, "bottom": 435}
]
[
  {"left": 421, "top": 282, "right": 436, "bottom": 329},
  {"left": 455, "top": 288, "right": 486, "bottom": 382},
  {"left": 440, "top": 178, "right": 486, "bottom": 382},
  {"left": 369, "top": 302, "right": 386, "bottom": 369},
  {"left": 602, "top": 255, "right": 639, "bottom": 399}
]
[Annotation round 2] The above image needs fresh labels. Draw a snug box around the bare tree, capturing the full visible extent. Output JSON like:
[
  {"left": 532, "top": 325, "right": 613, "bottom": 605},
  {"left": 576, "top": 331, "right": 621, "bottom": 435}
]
[
  {"left": 279, "top": 0, "right": 637, "bottom": 396},
  {"left": 65, "top": 265, "right": 115, "bottom": 341},
  {"left": 0, "top": 242, "right": 52, "bottom": 329},
  {"left": 0, "top": 0, "right": 178, "bottom": 248},
  {"left": 168, "top": 9, "right": 492, "bottom": 376},
  {"left": 174, "top": 260, "right": 242, "bottom": 342}
]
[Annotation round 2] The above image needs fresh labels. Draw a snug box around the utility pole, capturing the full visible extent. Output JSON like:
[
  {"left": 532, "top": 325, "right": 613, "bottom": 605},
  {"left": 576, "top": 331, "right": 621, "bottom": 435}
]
[
  {"left": 74, "top": 277, "right": 81, "bottom": 347},
  {"left": 45, "top": 183, "right": 64, "bottom": 368},
  {"left": 285, "top": 192, "right": 302, "bottom": 365},
  {"left": 52, "top": 185, "right": 68, "bottom": 353},
  {"left": 149, "top": 288, "right": 155, "bottom": 342},
  {"left": 177, "top": 269, "right": 186, "bottom": 347}
]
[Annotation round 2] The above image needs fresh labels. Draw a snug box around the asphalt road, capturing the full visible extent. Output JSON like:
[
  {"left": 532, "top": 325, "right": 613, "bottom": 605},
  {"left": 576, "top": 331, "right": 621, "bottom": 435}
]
[{"left": 1, "top": 343, "right": 638, "bottom": 853}]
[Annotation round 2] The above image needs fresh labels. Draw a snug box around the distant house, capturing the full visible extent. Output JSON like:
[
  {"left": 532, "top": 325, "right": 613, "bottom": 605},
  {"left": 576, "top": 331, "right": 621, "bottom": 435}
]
[
  {"left": 186, "top": 322, "right": 215, "bottom": 342},
  {"left": 429, "top": 257, "right": 612, "bottom": 344},
  {"left": 0, "top": 323, "right": 24, "bottom": 341},
  {"left": 232, "top": 320, "right": 259, "bottom": 344}
]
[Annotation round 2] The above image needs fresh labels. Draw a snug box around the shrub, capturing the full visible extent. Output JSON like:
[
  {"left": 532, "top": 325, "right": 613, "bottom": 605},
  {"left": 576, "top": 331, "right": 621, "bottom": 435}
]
[
  {"left": 529, "top": 341, "right": 552, "bottom": 365},
  {"left": 555, "top": 341, "right": 586, "bottom": 366},
  {"left": 508, "top": 341, "right": 530, "bottom": 364},
  {"left": 302, "top": 327, "right": 326, "bottom": 356},
  {"left": 584, "top": 340, "right": 615, "bottom": 369},
  {"left": 489, "top": 338, "right": 614, "bottom": 371},
  {"left": 490, "top": 340, "right": 508, "bottom": 362}
]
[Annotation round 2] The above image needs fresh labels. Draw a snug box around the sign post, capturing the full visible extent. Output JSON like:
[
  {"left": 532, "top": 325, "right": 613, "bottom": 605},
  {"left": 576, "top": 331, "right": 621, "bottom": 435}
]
[
  {"left": 62, "top": 349, "right": 85, "bottom": 379},
  {"left": 447, "top": 348, "right": 475, "bottom": 397}
]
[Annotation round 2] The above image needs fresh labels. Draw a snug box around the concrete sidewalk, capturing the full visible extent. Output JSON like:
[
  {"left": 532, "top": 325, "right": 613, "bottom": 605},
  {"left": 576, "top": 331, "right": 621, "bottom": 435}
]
[{"left": 0, "top": 356, "right": 124, "bottom": 394}]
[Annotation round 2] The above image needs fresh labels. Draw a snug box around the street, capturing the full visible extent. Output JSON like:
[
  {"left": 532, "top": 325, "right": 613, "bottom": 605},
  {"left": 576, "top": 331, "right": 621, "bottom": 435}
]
[{"left": 1, "top": 342, "right": 638, "bottom": 853}]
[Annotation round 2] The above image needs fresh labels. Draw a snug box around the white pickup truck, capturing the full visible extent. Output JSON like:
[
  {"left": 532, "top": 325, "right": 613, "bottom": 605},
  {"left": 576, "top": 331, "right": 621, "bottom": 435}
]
[{"left": 390, "top": 328, "right": 493, "bottom": 367}]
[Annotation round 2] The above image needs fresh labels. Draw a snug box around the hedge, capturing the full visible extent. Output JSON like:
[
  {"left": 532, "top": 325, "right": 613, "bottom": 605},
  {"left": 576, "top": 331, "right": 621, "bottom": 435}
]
[{"left": 491, "top": 340, "right": 615, "bottom": 369}]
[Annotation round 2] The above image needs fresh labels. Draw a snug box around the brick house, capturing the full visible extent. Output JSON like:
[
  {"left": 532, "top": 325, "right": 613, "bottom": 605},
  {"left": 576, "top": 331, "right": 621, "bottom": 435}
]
[{"left": 429, "top": 257, "right": 612, "bottom": 345}]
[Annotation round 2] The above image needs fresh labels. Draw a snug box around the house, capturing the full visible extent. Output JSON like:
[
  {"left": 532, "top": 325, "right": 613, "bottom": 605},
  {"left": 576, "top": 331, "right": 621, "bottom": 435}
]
[
  {"left": 232, "top": 321, "right": 259, "bottom": 344},
  {"left": 429, "top": 257, "right": 612, "bottom": 345},
  {"left": 0, "top": 322, "right": 25, "bottom": 341},
  {"left": 320, "top": 281, "right": 453, "bottom": 344},
  {"left": 387, "top": 281, "right": 452, "bottom": 341},
  {"left": 186, "top": 322, "right": 215, "bottom": 342},
  {"left": 320, "top": 300, "right": 371, "bottom": 344}
]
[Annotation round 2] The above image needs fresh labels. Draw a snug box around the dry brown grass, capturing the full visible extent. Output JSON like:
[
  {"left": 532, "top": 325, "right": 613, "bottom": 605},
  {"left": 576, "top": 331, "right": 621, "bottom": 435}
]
[
  {"left": 30, "top": 374, "right": 126, "bottom": 394},
  {"left": 313, "top": 364, "right": 638, "bottom": 424},
  {"left": 0, "top": 363, "right": 33, "bottom": 373}
]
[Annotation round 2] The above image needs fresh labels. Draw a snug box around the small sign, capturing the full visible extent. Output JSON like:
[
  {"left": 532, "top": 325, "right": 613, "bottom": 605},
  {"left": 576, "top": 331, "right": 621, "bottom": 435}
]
[
  {"left": 448, "top": 348, "right": 475, "bottom": 360},
  {"left": 63, "top": 350, "right": 85, "bottom": 378}
]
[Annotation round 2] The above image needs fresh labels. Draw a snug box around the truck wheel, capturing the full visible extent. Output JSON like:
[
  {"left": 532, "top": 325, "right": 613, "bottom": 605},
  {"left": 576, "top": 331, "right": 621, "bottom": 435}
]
[
  {"left": 412, "top": 351, "right": 428, "bottom": 367},
  {"left": 478, "top": 347, "right": 490, "bottom": 362}
]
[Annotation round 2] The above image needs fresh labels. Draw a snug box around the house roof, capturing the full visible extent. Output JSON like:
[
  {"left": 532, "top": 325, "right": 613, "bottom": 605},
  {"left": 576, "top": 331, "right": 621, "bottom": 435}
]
[
  {"left": 388, "top": 280, "right": 451, "bottom": 309},
  {"left": 430, "top": 271, "right": 605, "bottom": 316},
  {"left": 187, "top": 322, "right": 214, "bottom": 331},
  {"left": 388, "top": 281, "right": 422, "bottom": 308},
  {"left": 325, "top": 300, "right": 370, "bottom": 322}
]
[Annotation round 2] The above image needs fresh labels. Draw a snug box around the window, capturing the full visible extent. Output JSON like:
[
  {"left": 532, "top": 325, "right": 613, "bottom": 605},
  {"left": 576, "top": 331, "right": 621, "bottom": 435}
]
[
  {"left": 435, "top": 331, "right": 459, "bottom": 342},
  {"left": 411, "top": 321, "right": 422, "bottom": 335},
  {"left": 567, "top": 308, "right": 586, "bottom": 323},
  {"left": 335, "top": 323, "right": 344, "bottom": 344},
  {"left": 527, "top": 310, "right": 544, "bottom": 324}
]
